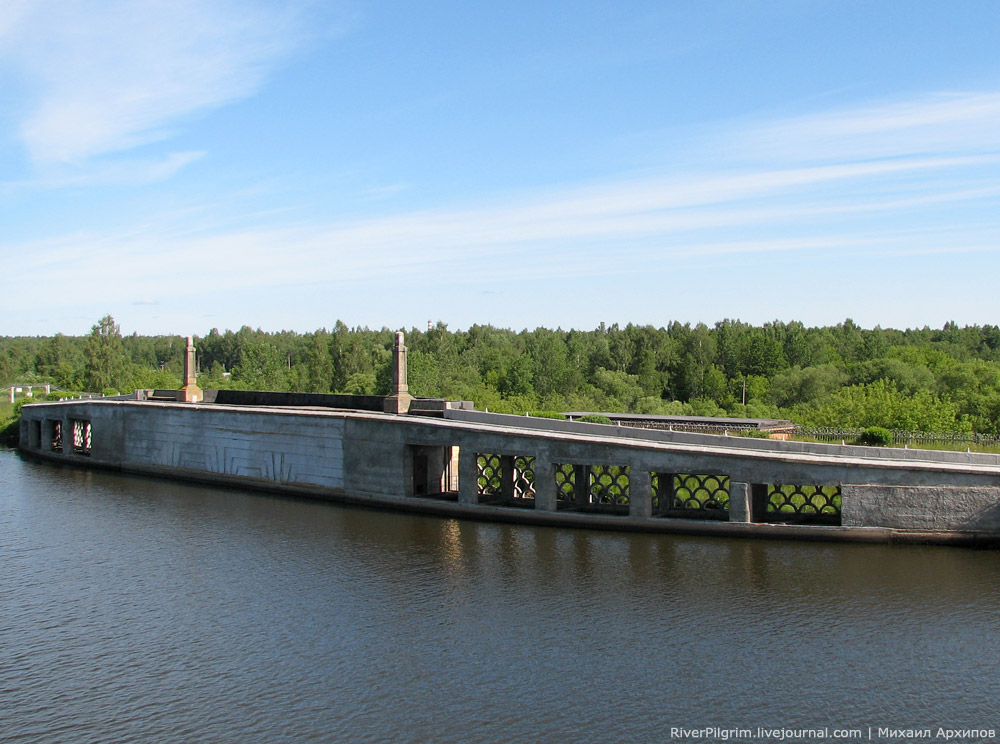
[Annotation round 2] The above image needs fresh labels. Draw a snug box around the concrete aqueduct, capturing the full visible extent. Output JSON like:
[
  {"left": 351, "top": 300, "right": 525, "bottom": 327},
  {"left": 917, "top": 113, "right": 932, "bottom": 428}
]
[{"left": 17, "top": 334, "right": 1000, "bottom": 546}]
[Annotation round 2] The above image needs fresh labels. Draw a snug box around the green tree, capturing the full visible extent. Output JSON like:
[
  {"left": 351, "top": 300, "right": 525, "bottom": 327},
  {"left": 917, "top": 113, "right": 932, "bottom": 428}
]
[
  {"left": 767, "top": 364, "right": 848, "bottom": 408},
  {"left": 305, "top": 332, "right": 335, "bottom": 393},
  {"left": 84, "top": 315, "right": 128, "bottom": 392},
  {"left": 231, "top": 340, "right": 288, "bottom": 390},
  {"left": 804, "top": 379, "right": 969, "bottom": 432}
]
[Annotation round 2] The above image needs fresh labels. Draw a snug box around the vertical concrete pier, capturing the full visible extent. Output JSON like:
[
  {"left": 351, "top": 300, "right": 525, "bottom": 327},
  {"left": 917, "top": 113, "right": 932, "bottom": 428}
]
[
  {"left": 384, "top": 332, "right": 414, "bottom": 414},
  {"left": 178, "top": 336, "right": 202, "bottom": 403}
]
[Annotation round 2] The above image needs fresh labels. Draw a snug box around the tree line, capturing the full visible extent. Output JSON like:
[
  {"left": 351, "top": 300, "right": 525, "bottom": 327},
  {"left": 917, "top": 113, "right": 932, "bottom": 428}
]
[{"left": 4, "top": 315, "right": 1000, "bottom": 433}]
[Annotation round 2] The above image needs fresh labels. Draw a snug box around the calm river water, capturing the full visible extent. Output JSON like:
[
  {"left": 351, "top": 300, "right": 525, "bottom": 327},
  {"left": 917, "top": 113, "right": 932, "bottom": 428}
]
[{"left": 2, "top": 447, "right": 1000, "bottom": 743}]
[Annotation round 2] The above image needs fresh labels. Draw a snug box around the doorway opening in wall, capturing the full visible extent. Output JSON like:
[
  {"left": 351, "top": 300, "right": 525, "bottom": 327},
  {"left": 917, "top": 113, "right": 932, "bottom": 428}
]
[{"left": 409, "top": 445, "right": 459, "bottom": 500}]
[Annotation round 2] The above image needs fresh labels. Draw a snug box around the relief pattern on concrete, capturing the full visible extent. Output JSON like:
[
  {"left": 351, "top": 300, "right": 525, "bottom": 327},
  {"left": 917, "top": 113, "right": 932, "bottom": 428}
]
[{"left": 127, "top": 417, "right": 345, "bottom": 489}]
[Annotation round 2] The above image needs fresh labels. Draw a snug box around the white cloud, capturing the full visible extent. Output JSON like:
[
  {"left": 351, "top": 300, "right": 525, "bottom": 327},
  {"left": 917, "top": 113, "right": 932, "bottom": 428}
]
[
  {"left": 2, "top": 0, "right": 307, "bottom": 165},
  {"left": 3, "top": 87, "right": 999, "bottom": 333},
  {"left": 739, "top": 91, "right": 1000, "bottom": 163},
  {"left": 14, "top": 150, "right": 208, "bottom": 189},
  {"left": 8, "top": 150, "right": 996, "bottom": 306}
]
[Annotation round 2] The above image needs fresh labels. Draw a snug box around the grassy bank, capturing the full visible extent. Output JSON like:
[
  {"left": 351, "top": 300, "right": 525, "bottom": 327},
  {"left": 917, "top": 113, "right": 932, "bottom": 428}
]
[{"left": 0, "top": 401, "right": 19, "bottom": 446}]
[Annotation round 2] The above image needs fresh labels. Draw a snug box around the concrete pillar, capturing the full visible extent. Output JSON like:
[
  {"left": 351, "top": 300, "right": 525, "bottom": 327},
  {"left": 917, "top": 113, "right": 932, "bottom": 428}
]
[
  {"left": 751, "top": 483, "right": 770, "bottom": 522},
  {"left": 61, "top": 415, "right": 70, "bottom": 456},
  {"left": 630, "top": 468, "right": 653, "bottom": 518},
  {"left": 728, "top": 481, "right": 752, "bottom": 522},
  {"left": 458, "top": 448, "right": 479, "bottom": 505},
  {"left": 427, "top": 447, "right": 447, "bottom": 495},
  {"left": 729, "top": 482, "right": 769, "bottom": 522},
  {"left": 402, "top": 446, "right": 415, "bottom": 497},
  {"left": 384, "top": 332, "right": 414, "bottom": 414},
  {"left": 500, "top": 454, "right": 516, "bottom": 504},
  {"left": 179, "top": 336, "right": 203, "bottom": 403},
  {"left": 533, "top": 455, "right": 557, "bottom": 511},
  {"left": 653, "top": 472, "right": 675, "bottom": 514},
  {"left": 573, "top": 464, "right": 590, "bottom": 509}
]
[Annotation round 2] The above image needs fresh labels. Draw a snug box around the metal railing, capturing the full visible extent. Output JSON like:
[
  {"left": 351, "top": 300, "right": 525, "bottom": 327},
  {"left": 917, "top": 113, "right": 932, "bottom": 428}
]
[{"left": 796, "top": 427, "right": 1000, "bottom": 448}]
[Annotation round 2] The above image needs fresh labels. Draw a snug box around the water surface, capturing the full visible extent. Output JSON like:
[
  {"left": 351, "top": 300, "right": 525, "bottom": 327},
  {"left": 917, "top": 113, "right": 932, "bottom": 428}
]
[{"left": 2, "top": 449, "right": 999, "bottom": 743}]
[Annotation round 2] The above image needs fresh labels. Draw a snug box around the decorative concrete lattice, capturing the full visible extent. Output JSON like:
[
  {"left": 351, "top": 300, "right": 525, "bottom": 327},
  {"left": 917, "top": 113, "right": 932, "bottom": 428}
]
[
  {"left": 477, "top": 454, "right": 536, "bottom": 502},
  {"left": 72, "top": 420, "right": 92, "bottom": 455},
  {"left": 512, "top": 456, "right": 535, "bottom": 501},
  {"left": 477, "top": 454, "right": 502, "bottom": 497},
  {"left": 589, "top": 465, "right": 630, "bottom": 506},
  {"left": 651, "top": 473, "right": 730, "bottom": 518},
  {"left": 555, "top": 463, "right": 576, "bottom": 502},
  {"left": 673, "top": 474, "right": 730, "bottom": 510},
  {"left": 765, "top": 484, "right": 841, "bottom": 523}
]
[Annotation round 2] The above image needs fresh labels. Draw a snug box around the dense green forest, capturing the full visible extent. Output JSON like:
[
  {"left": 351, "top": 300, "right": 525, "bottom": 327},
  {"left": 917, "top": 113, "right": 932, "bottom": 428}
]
[{"left": 4, "top": 315, "right": 1000, "bottom": 434}]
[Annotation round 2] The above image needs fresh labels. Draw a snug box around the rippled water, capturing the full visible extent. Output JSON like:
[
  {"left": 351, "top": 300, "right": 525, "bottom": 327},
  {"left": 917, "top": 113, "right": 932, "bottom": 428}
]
[{"left": 2, "top": 447, "right": 1000, "bottom": 743}]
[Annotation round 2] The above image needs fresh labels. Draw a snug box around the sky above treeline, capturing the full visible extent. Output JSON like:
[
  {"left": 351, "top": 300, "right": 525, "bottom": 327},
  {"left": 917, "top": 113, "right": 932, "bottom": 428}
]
[{"left": 2, "top": 0, "right": 999, "bottom": 337}]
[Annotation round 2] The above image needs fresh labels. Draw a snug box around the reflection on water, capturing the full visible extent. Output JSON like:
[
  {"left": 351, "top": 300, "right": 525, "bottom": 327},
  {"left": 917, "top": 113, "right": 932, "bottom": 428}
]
[{"left": 2, "top": 448, "right": 1000, "bottom": 743}]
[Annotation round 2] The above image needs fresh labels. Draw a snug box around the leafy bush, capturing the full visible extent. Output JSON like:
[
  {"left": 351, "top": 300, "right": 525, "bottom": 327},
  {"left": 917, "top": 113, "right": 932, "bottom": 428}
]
[
  {"left": 0, "top": 418, "right": 18, "bottom": 446},
  {"left": 858, "top": 426, "right": 893, "bottom": 446},
  {"left": 578, "top": 414, "right": 613, "bottom": 424}
]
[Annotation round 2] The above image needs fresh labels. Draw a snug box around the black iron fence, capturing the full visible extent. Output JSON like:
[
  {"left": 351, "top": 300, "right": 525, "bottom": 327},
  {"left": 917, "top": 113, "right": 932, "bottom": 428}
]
[{"left": 796, "top": 426, "right": 1000, "bottom": 448}]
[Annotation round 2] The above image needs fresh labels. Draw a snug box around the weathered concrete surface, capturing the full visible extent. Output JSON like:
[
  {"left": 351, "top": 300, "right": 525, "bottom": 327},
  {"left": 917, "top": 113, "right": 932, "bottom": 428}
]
[
  {"left": 21, "top": 399, "right": 345, "bottom": 491},
  {"left": 16, "top": 398, "right": 1000, "bottom": 546},
  {"left": 728, "top": 482, "right": 752, "bottom": 523},
  {"left": 843, "top": 484, "right": 1000, "bottom": 533}
]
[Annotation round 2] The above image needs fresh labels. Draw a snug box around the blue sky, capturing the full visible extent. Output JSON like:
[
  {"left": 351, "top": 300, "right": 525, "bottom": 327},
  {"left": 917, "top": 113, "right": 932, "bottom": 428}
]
[{"left": 2, "top": 0, "right": 999, "bottom": 336}]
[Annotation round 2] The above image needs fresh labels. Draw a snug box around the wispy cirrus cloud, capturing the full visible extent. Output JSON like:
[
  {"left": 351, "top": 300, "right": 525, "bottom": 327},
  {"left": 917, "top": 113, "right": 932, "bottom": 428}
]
[
  {"left": 0, "top": 0, "right": 310, "bottom": 169},
  {"left": 4, "top": 87, "right": 1000, "bottom": 331},
  {"left": 13, "top": 149, "right": 998, "bottom": 300},
  {"left": 737, "top": 91, "right": 1000, "bottom": 163}
]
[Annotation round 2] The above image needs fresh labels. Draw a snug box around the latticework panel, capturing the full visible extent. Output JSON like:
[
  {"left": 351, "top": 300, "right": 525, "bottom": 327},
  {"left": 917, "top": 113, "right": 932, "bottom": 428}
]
[
  {"left": 589, "top": 465, "right": 630, "bottom": 505},
  {"left": 673, "top": 473, "right": 730, "bottom": 510},
  {"left": 652, "top": 473, "right": 730, "bottom": 514},
  {"left": 765, "top": 484, "right": 841, "bottom": 523},
  {"left": 477, "top": 454, "right": 502, "bottom": 497},
  {"left": 512, "top": 456, "right": 535, "bottom": 500},
  {"left": 650, "top": 473, "right": 730, "bottom": 520},
  {"left": 555, "top": 463, "right": 576, "bottom": 502}
]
